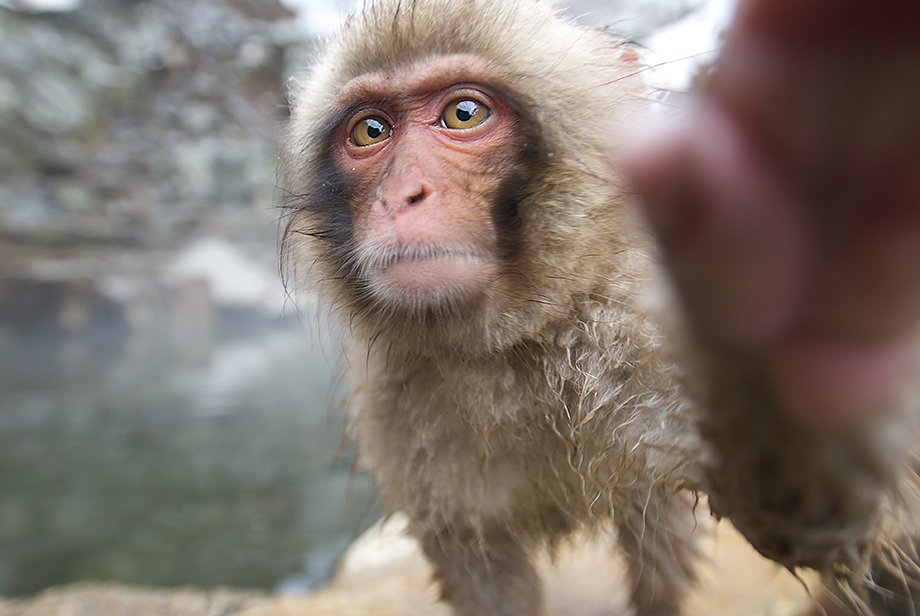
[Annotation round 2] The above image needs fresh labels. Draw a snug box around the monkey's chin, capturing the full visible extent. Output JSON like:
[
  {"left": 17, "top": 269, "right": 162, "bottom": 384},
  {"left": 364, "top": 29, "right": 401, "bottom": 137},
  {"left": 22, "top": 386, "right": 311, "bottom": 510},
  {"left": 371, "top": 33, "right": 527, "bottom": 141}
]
[{"left": 369, "top": 253, "right": 495, "bottom": 310}]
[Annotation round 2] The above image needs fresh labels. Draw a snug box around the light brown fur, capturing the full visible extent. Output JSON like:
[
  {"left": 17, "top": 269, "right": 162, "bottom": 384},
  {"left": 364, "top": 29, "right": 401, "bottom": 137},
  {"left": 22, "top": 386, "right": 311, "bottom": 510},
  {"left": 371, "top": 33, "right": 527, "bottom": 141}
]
[{"left": 281, "top": 1, "right": 919, "bottom": 614}]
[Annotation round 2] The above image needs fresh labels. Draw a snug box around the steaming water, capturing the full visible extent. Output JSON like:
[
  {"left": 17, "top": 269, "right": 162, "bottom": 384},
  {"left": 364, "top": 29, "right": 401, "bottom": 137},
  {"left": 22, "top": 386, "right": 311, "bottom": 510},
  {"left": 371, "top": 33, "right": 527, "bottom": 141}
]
[{"left": 0, "top": 320, "right": 378, "bottom": 597}]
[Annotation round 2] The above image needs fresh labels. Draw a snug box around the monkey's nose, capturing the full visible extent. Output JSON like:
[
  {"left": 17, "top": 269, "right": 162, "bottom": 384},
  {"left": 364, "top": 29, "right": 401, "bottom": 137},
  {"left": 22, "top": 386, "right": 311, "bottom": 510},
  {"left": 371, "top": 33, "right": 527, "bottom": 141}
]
[
  {"left": 384, "top": 181, "right": 429, "bottom": 212},
  {"left": 377, "top": 163, "right": 431, "bottom": 211}
]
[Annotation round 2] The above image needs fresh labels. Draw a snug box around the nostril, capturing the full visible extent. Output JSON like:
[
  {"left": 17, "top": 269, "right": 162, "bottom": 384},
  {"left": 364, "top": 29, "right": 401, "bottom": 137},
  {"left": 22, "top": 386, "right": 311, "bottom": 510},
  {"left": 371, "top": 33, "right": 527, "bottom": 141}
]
[{"left": 408, "top": 187, "right": 426, "bottom": 205}]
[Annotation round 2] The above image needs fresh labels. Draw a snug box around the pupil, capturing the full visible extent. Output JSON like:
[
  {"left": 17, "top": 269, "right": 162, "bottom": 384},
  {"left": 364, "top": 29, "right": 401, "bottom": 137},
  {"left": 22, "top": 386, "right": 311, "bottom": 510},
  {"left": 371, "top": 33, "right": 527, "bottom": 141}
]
[
  {"left": 456, "top": 100, "right": 477, "bottom": 123},
  {"left": 366, "top": 119, "right": 384, "bottom": 139}
]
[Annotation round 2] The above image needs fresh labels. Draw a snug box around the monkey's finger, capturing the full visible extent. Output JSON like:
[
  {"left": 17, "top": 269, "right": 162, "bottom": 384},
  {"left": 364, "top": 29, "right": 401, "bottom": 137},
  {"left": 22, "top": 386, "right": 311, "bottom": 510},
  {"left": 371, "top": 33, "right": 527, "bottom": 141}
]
[
  {"left": 629, "top": 107, "right": 920, "bottom": 430},
  {"left": 734, "top": 0, "right": 920, "bottom": 45},
  {"left": 718, "top": 0, "right": 920, "bottom": 190},
  {"left": 806, "top": 216, "right": 920, "bottom": 340},
  {"left": 769, "top": 334, "right": 916, "bottom": 431},
  {"left": 626, "top": 103, "right": 810, "bottom": 351}
]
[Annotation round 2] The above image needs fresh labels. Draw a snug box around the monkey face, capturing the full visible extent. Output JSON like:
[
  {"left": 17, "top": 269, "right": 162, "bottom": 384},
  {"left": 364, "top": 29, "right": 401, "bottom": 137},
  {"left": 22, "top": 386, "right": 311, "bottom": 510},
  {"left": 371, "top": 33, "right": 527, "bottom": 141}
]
[
  {"left": 315, "top": 55, "right": 537, "bottom": 318},
  {"left": 330, "top": 57, "right": 521, "bottom": 312}
]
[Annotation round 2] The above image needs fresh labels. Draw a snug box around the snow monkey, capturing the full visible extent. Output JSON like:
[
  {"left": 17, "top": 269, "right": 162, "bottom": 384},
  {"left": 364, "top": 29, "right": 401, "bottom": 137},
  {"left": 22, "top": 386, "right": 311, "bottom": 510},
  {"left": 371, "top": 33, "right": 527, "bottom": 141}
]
[{"left": 281, "top": 0, "right": 920, "bottom": 614}]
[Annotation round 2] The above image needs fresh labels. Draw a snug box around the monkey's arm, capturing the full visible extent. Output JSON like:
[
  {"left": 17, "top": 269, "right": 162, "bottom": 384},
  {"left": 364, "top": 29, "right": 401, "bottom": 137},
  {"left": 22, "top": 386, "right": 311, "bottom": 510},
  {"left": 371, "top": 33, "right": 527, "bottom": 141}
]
[{"left": 626, "top": 0, "right": 920, "bottom": 576}]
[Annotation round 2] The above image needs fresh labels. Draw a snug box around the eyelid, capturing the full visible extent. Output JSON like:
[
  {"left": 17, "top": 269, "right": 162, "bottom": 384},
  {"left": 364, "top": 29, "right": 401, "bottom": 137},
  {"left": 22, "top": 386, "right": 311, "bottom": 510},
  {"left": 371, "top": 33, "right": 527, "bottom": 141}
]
[{"left": 443, "top": 83, "right": 493, "bottom": 101}]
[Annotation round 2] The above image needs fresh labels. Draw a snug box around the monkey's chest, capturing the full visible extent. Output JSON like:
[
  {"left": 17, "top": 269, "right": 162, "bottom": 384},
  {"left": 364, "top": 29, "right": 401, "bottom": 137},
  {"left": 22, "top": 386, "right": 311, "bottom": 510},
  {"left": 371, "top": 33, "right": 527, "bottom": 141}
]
[{"left": 360, "top": 372, "right": 692, "bottom": 524}]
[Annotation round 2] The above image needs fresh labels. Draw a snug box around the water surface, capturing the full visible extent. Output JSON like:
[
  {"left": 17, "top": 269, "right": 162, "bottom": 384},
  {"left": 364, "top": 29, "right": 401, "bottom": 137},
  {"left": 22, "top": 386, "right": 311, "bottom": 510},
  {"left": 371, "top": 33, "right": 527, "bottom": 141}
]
[{"left": 0, "top": 318, "right": 378, "bottom": 596}]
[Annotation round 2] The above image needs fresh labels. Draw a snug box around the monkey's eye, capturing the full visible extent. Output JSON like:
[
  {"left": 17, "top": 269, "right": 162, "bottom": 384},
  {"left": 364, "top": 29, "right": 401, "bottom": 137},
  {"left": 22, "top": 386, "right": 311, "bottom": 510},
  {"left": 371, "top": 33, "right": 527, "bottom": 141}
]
[
  {"left": 442, "top": 98, "right": 489, "bottom": 130},
  {"left": 351, "top": 116, "right": 392, "bottom": 147}
]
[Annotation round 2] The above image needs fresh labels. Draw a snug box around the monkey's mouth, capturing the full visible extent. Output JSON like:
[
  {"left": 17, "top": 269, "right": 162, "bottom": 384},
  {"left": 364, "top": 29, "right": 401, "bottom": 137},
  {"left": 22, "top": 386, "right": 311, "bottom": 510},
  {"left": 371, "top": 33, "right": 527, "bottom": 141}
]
[{"left": 357, "top": 243, "right": 495, "bottom": 306}]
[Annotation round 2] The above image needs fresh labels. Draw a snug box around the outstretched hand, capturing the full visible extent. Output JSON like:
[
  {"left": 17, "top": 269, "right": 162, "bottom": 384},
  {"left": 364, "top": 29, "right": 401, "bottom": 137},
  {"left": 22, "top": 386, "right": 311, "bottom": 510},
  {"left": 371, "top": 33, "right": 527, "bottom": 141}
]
[{"left": 627, "top": 0, "right": 920, "bottom": 430}]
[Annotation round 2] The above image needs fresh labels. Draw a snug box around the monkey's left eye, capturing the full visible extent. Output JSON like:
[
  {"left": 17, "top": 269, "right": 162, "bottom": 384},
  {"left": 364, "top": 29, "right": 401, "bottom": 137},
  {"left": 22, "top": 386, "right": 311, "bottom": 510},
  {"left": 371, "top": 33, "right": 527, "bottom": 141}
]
[
  {"left": 442, "top": 98, "right": 489, "bottom": 130},
  {"left": 351, "top": 116, "right": 392, "bottom": 147}
]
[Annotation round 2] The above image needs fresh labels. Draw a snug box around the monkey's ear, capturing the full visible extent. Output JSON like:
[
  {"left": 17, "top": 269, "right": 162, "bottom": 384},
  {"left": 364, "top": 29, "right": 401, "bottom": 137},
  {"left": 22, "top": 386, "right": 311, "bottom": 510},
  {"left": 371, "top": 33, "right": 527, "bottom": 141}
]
[
  {"left": 620, "top": 47, "right": 642, "bottom": 65},
  {"left": 616, "top": 46, "right": 646, "bottom": 96}
]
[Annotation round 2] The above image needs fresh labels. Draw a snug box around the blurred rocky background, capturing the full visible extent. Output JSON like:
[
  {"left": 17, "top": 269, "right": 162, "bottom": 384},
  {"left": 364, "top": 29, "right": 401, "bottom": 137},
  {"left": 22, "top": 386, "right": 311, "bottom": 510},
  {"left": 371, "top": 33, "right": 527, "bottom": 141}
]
[
  {"left": 0, "top": 0, "right": 303, "bottom": 334},
  {"left": 0, "top": 0, "right": 727, "bottom": 602},
  {"left": 0, "top": 0, "right": 385, "bottom": 599}
]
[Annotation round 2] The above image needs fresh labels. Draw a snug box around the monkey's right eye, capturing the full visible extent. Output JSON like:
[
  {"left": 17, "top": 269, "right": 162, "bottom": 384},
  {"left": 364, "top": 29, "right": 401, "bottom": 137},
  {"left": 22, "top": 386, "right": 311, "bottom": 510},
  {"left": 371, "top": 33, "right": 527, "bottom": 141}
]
[{"left": 351, "top": 116, "right": 392, "bottom": 147}]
